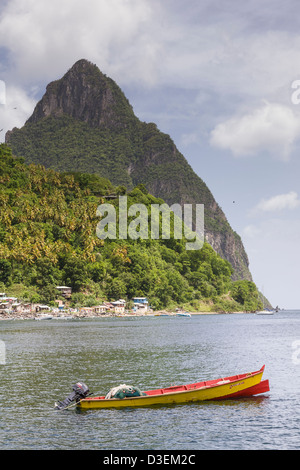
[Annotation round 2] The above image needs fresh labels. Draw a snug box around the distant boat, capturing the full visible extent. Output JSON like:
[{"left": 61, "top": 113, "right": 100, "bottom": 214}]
[
  {"left": 255, "top": 309, "right": 274, "bottom": 315},
  {"left": 176, "top": 312, "right": 191, "bottom": 317},
  {"left": 35, "top": 314, "right": 53, "bottom": 320}
]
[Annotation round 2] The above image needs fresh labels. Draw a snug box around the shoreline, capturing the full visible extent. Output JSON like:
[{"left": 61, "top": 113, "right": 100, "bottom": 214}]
[{"left": 0, "top": 310, "right": 250, "bottom": 321}]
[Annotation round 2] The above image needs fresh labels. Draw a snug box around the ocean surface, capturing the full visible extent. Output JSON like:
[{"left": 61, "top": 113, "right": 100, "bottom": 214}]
[{"left": 0, "top": 310, "right": 299, "bottom": 450}]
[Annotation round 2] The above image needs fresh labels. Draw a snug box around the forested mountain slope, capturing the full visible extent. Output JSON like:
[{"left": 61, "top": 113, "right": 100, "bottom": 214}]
[
  {"left": 6, "top": 59, "right": 251, "bottom": 281},
  {"left": 0, "top": 144, "right": 262, "bottom": 311}
]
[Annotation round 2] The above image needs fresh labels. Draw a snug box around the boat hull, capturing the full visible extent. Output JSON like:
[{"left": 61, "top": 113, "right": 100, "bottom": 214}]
[
  {"left": 78, "top": 366, "right": 266, "bottom": 409},
  {"left": 214, "top": 379, "right": 270, "bottom": 400},
  {"left": 255, "top": 310, "right": 274, "bottom": 315}
]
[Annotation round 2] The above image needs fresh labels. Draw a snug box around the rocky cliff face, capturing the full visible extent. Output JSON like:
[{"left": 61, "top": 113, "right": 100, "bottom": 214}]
[
  {"left": 6, "top": 59, "right": 252, "bottom": 280},
  {"left": 26, "top": 59, "right": 136, "bottom": 129}
]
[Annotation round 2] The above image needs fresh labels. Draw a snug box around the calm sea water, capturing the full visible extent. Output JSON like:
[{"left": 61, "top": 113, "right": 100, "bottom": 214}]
[{"left": 0, "top": 310, "right": 299, "bottom": 450}]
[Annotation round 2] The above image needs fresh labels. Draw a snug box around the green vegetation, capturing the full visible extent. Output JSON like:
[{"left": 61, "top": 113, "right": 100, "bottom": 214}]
[
  {"left": 6, "top": 114, "right": 137, "bottom": 187},
  {"left": 6, "top": 59, "right": 252, "bottom": 280},
  {"left": 7, "top": 113, "right": 225, "bottom": 222},
  {"left": 0, "top": 144, "right": 262, "bottom": 312}
]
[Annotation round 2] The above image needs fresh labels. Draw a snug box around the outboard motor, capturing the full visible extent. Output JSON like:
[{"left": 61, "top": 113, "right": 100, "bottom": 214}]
[{"left": 55, "top": 382, "right": 90, "bottom": 410}]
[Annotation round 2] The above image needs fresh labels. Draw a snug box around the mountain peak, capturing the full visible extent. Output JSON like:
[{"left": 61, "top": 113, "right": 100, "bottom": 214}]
[
  {"left": 26, "top": 59, "right": 135, "bottom": 129},
  {"left": 71, "top": 58, "right": 96, "bottom": 70}
]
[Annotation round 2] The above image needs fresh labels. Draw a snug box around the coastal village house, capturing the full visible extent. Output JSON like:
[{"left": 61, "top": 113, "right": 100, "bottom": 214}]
[
  {"left": 80, "top": 300, "right": 126, "bottom": 316},
  {"left": 133, "top": 297, "right": 149, "bottom": 313},
  {"left": 93, "top": 305, "right": 108, "bottom": 315},
  {"left": 0, "top": 293, "right": 18, "bottom": 314},
  {"left": 35, "top": 304, "right": 51, "bottom": 313},
  {"left": 111, "top": 300, "right": 125, "bottom": 314},
  {"left": 55, "top": 286, "right": 72, "bottom": 298},
  {"left": 0, "top": 302, "right": 9, "bottom": 314},
  {"left": 0, "top": 292, "right": 150, "bottom": 318}
]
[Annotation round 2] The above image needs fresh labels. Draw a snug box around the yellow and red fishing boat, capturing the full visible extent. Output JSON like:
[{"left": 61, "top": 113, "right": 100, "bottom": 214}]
[{"left": 55, "top": 365, "right": 269, "bottom": 410}]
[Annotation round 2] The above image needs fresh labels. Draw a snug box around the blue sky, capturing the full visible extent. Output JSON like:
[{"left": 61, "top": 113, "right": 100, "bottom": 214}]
[{"left": 1, "top": 0, "right": 300, "bottom": 308}]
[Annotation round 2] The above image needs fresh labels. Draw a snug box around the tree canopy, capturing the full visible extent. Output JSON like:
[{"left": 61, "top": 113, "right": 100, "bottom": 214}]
[{"left": 0, "top": 144, "right": 262, "bottom": 311}]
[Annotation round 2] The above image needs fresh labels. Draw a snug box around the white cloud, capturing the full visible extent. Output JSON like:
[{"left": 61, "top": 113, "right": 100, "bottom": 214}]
[
  {"left": 2, "top": 1, "right": 300, "bottom": 152},
  {"left": 1, "top": 0, "right": 300, "bottom": 97},
  {"left": 210, "top": 102, "right": 300, "bottom": 160},
  {"left": 253, "top": 191, "right": 300, "bottom": 213},
  {"left": 0, "top": 0, "right": 156, "bottom": 85}
]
